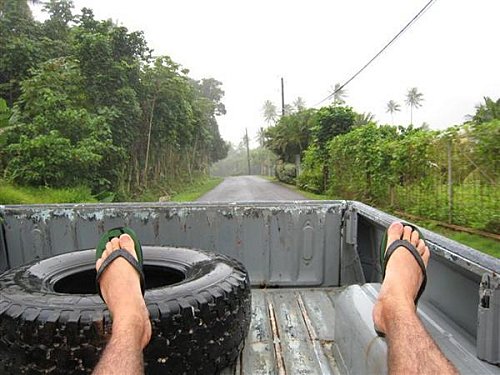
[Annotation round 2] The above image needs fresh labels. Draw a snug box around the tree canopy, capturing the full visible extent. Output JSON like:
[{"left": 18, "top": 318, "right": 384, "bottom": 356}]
[{"left": 0, "top": 0, "right": 229, "bottom": 195}]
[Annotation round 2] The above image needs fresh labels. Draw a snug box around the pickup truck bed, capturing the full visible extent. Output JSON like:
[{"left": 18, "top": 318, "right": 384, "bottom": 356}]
[
  {"left": 220, "top": 286, "right": 497, "bottom": 375},
  {"left": 1, "top": 201, "right": 499, "bottom": 374}
]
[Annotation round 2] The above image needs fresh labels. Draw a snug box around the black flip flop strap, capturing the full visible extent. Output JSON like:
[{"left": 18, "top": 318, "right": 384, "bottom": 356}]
[
  {"left": 384, "top": 239, "right": 428, "bottom": 304},
  {"left": 96, "top": 249, "right": 146, "bottom": 300}
]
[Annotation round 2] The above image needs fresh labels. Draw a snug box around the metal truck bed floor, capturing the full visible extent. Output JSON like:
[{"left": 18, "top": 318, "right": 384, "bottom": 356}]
[
  {"left": 221, "top": 288, "right": 343, "bottom": 375},
  {"left": 221, "top": 287, "right": 500, "bottom": 375}
]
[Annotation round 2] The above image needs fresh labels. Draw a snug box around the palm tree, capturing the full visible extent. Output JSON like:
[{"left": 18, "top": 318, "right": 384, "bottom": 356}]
[
  {"left": 469, "top": 97, "right": 500, "bottom": 124},
  {"left": 293, "top": 97, "right": 306, "bottom": 112},
  {"left": 262, "top": 100, "right": 277, "bottom": 125},
  {"left": 405, "top": 87, "right": 424, "bottom": 125},
  {"left": 386, "top": 100, "right": 401, "bottom": 125},
  {"left": 354, "top": 112, "right": 376, "bottom": 127},
  {"left": 331, "top": 83, "right": 347, "bottom": 106},
  {"left": 256, "top": 127, "right": 266, "bottom": 147},
  {"left": 284, "top": 104, "right": 294, "bottom": 115}
]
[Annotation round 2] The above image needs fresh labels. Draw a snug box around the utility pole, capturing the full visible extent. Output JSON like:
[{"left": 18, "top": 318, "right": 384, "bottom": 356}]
[
  {"left": 281, "top": 77, "right": 285, "bottom": 116},
  {"left": 245, "top": 128, "right": 251, "bottom": 175}
]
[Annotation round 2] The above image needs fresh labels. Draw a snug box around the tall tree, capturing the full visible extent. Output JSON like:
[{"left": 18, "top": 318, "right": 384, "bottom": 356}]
[
  {"left": 0, "top": 0, "right": 41, "bottom": 104},
  {"left": 470, "top": 97, "right": 500, "bottom": 124},
  {"left": 293, "top": 97, "right": 306, "bottom": 112},
  {"left": 262, "top": 100, "right": 277, "bottom": 125},
  {"left": 3, "top": 57, "right": 121, "bottom": 189},
  {"left": 256, "top": 127, "right": 265, "bottom": 147},
  {"left": 354, "top": 112, "right": 376, "bottom": 127},
  {"left": 313, "top": 105, "right": 355, "bottom": 190},
  {"left": 197, "top": 78, "right": 226, "bottom": 115},
  {"left": 386, "top": 100, "right": 401, "bottom": 125},
  {"left": 284, "top": 103, "right": 294, "bottom": 115},
  {"left": 264, "top": 108, "right": 316, "bottom": 163},
  {"left": 405, "top": 87, "right": 424, "bottom": 125},
  {"left": 331, "top": 83, "right": 347, "bottom": 106}
]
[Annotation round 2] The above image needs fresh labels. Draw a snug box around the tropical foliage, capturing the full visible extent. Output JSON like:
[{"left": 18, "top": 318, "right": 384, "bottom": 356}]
[
  {"left": 0, "top": 0, "right": 229, "bottom": 198},
  {"left": 263, "top": 95, "right": 499, "bottom": 233},
  {"left": 386, "top": 100, "right": 401, "bottom": 125},
  {"left": 405, "top": 87, "right": 424, "bottom": 125}
]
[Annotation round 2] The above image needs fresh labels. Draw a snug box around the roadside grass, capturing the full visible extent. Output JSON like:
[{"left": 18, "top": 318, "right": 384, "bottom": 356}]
[
  {"left": 276, "top": 178, "right": 499, "bottom": 259},
  {"left": 261, "top": 176, "right": 331, "bottom": 200},
  {"left": 281, "top": 182, "right": 330, "bottom": 200},
  {"left": 134, "top": 176, "right": 223, "bottom": 202},
  {"left": 405, "top": 220, "right": 500, "bottom": 259},
  {"left": 0, "top": 181, "right": 96, "bottom": 204},
  {"left": 170, "top": 177, "right": 223, "bottom": 202},
  {"left": 0, "top": 176, "right": 224, "bottom": 205}
]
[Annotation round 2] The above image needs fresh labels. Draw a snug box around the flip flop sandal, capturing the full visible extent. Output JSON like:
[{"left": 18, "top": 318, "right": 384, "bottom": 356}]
[
  {"left": 95, "top": 227, "right": 146, "bottom": 302},
  {"left": 380, "top": 222, "right": 428, "bottom": 305}
]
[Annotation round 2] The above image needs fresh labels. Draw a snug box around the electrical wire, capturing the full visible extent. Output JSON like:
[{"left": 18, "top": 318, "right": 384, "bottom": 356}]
[{"left": 314, "top": 0, "right": 437, "bottom": 107}]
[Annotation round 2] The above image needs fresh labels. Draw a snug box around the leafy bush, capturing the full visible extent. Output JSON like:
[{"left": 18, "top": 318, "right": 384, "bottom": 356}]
[
  {"left": 3, "top": 58, "right": 123, "bottom": 190},
  {"left": 275, "top": 161, "right": 296, "bottom": 184},
  {"left": 297, "top": 144, "right": 324, "bottom": 193}
]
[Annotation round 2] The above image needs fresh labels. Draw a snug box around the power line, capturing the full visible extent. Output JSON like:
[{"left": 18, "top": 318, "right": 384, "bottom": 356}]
[{"left": 314, "top": 0, "right": 437, "bottom": 107}]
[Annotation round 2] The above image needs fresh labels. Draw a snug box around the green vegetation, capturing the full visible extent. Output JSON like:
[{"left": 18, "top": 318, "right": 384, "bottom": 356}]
[
  {"left": 272, "top": 179, "right": 330, "bottom": 201},
  {"left": 282, "top": 180, "right": 499, "bottom": 258},
  {"left": 433, "top": 229, "right": 500, "bottom": 259},
  {"left": 0, "top": 0, "right": 228, "bottom": 201},
  {"left": 0, "top": 177, "right": 224, "bottom": 204},
  {"left": 260, "top": 93, "right": 499, "bottom": 256},
  {"left": 400, "top": 219, "right": 500, "bottom": 259},
  {"left": 0, "top": 180, "right": 96, "bottom": 204},
  {"left": 170, "top": 177, "right": 223, "bottom": 202},
  {"left": 263, "top": 96, "right": 499, "bottom": 235},
  {"left": 116, "top": 175, "right": 223, "bottom": 202}
]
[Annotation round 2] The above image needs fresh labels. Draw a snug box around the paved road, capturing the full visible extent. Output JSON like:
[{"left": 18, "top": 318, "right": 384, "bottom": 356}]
[{"left": 197, "top": 176, "right": 307, "bottom": 202}]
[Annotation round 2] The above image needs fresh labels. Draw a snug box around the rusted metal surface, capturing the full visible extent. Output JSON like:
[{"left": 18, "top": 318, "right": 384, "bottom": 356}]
[
  {"left": 1, "top": 201, "right": 500, "bottom": 371},
  {"left": 227, "top": 287, "right": 500, "bottom": 375},
  {"left": 0, "top": 202, "right": 345, "bottom": 287},
  {"left": 235, "top": 289, "right": 343, "bottom": 375}
]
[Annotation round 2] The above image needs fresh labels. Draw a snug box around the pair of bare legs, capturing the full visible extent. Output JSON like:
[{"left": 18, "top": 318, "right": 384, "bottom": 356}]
[{"left": 92, "top": 222, "right": 457, "bottom": 375}]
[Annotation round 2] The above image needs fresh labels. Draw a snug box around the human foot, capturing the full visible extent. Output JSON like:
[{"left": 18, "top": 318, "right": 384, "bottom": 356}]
[
  {"left": 373, "top": 222, "right": 430, "bottom": 335},
  {"left": 96, "top": 234, "right": 152, "bottom": 349}
]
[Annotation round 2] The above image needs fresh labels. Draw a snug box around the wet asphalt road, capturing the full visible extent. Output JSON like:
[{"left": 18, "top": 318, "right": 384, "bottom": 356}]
[{"left": 197, "top": 176, "right": 307, "bottom": 202}]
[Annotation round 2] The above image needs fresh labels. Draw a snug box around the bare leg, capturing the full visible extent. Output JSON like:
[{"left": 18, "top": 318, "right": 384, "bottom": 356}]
[
  {"left": 373, "top": 222, "right": 458, "bottom": 375},
  {"left": 93, "top": 234, "right": 152, "bottom": 375}
]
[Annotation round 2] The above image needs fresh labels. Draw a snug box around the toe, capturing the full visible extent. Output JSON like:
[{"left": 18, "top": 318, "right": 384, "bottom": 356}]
[
  {"left": 96, "top": 257, "right": 103, "bottom": 271},
  {"left": 416, "top": 239, "right": 426, "bottom": 254},
  {"left": 110, "top": 237, "right": 120, "bottom": 250},
  {"left": 386, "top": 222, "right": 404, "bottom": 250},
  {"left": 403, "top": 225, "right": 413, "bottom": 241},
  {"left": 410, "top": 229, "right": 420, "bottom": 247},
  {"left": 119, "top": 234, "right": 137, "bottom": 259},
  {"left": 422, "top": 246, "right": 431, "bottom": 265},
  {"left": 105, "top": 241, "right": 113, "bottom": 252}
]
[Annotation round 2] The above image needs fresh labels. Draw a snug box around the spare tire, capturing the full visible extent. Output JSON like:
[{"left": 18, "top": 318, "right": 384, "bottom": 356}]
[{"left": 0, "top": 247, "right": 251, "bottom": 374}]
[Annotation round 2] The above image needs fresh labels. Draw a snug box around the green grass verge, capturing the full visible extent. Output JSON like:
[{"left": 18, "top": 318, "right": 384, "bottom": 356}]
[
  {"left": 0, "top": 176, "right": 224, "bottom": 205},
  {"left": 0, "top": 180, "right": 97, "bottom": 204},
  {"left": 262, "top": 176, "right": 331, "bottom": 200},
  {"left": 404, "top": 220, "right": 500, "bottom": 259},
  {"left": 283, "top": 183, "right": 330, "bottom": 200},
  {"left": 170, "top": 177, "right": 223, "bottom": 202}
]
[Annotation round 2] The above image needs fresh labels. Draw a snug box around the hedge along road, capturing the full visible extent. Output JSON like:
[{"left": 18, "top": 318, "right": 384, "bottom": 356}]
[{"left": 197, "top": 176, "right": 307, "bottom": 202}]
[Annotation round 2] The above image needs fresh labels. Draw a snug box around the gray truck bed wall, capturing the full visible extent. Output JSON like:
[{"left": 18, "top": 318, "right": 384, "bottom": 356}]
[
  {"left": 0, "top": 202, "right": 345, "bottom": 288},
  {"left": 0, "top": 201, "right": 498, "bottom": 346}
]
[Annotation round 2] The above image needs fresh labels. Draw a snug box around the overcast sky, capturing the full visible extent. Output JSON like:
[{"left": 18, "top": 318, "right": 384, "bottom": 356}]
[{"left": 34, "top": 0, "right": 500, "bottom": 147}]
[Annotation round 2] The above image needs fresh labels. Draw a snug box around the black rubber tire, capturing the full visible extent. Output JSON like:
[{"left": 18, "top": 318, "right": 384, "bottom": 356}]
[{"left": 0, "top": 247, "right": 251, "bottom": 374}]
